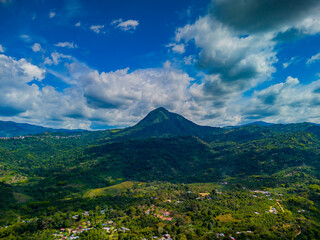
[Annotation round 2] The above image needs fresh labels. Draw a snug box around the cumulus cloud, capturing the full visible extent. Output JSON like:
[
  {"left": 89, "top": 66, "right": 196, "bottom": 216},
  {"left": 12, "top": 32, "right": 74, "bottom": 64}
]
[
  {"left": 44, "top": 52, "right": 71, "bottom": 65},
  {"left": 62, "top": 60, "right": 243, "bottom": 127},
  {"left": 0, "top": 54, "right": 45, "bottom": 116},
  {"left": 111, "top": 19, "right": 139, "bottom": 31},
  {"left": 90, "top": 25, "right": 104, "bottom": 34},
  {"left": 31, "top": 43, "right": 41, "bottom": 52},
  {"left": 79, "top": 67, "right": 191, "bottom": 109},
  {"left": 3, "top": 50, "right": 320, "bottom": 129},
  {"left": 242, "top": 76, "right": 320, "bottom": 123},
  {"left": 0, "top": 54, "right": 45, "bottom": 84},
  {"left": 0, "top": 53, "right": 93, "bottom": 129},
  {"left": 0, "top": 44, "right": 4, "bottom": 53},
  {"left": 307, "top": 52, "right": 320, "bottom": 64},
  {"left": 187, "top": 74, "right": 320, "bottom": 126},
  {"left": 55, "top": 42, "right": 78, "bottom": 49},
  {"left": 65, "top": 63, "right": 201, "bottom": 126},
  {"left": 183, "top": 55, "right": 196, "bottom": 65},
  {"left": 166, "top": 43, "right": 185, "bottom": 54},
  {"left": 3, "top": 1, "right": 320, "bottom": 128},
  {"left": 176, "top": 16, "right": 277, "bottom": 107},
  {"left": 75, "top": 21, "right": 81, "bottom": 27},
  {"left": 0, "top": 53, "right": 204, "bottom": 128},
  {"left": 174, "top": 0, "right": 320, "bottom": 111}
]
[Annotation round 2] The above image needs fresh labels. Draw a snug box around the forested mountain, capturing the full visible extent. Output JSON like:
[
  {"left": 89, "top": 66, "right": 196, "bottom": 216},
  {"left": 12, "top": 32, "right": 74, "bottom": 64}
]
[
  {"left": 0, "top": 120, "right": 83, "bottom": 137},
  {"left": 107, "top": 107, "right": 223, "bottom": 140},
  {"left": 1, "top": 108, "right": 320, "bottom": 186},
  {"left": 0, "top": 108, "right": 320, "bottom": 239}
]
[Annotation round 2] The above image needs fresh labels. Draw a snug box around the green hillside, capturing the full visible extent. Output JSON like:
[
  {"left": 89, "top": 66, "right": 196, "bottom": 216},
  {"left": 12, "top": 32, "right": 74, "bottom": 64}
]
[{"left": 0, "top": 108, "right": 319, "bottom": 239}]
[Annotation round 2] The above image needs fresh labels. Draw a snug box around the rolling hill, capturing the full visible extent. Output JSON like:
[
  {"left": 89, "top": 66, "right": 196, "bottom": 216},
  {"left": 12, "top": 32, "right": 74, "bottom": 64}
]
[{"left": 0, "top": 120, "right": 84, "bottom": 137}]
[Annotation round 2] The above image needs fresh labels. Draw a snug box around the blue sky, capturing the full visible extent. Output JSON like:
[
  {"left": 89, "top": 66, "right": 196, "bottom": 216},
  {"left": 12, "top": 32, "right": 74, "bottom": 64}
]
[{"left": 1, "top": 0, "right": 320, "bottom": 129}]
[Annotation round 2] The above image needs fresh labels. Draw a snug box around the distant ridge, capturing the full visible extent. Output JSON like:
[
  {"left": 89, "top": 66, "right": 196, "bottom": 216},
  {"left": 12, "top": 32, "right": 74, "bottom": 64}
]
[
  {"left": 223, "top": 121, "right": 274, "bottom": 129},
  {"left": 0, "top": 120, "right": 82, "bottom": 137},
  {"left": 2, "top": 108, "right": 320, "bottom": 139},
  {"left": 244, "top": 121, "right": 274, "bottom": 127}
]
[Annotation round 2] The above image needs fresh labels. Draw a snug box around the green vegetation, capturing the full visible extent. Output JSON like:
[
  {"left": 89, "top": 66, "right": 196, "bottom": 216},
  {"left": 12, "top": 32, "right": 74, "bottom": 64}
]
[
  {"left": 84, "top": 181, "right": 143, "bottom": 197},
  {"left": 0, "top": 108, "right": 319, "bottom": 239}
]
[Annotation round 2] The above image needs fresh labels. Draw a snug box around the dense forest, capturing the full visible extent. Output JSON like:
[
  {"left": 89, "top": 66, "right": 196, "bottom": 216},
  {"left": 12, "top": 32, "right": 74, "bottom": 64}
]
[{"left": 0, "top": 108, "right": 320, "bottom": 239}]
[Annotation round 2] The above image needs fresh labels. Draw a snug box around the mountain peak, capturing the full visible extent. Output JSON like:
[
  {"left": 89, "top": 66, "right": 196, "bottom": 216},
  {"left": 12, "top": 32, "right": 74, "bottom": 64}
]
[
  {"left": 117, "top": 107, "right": 221, "bottom": 139},
  {"left": 152, "top": 107, "right": 169, "bottom": 112},
  {"left": 139, "top": 107, "right": 171, "bottom": 126}
]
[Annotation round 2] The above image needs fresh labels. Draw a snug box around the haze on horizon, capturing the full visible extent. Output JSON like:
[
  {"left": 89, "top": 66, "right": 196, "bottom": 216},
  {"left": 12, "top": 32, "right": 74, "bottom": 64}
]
[{"left": 1, "top": 0, "right": 320, "bottom": 130}]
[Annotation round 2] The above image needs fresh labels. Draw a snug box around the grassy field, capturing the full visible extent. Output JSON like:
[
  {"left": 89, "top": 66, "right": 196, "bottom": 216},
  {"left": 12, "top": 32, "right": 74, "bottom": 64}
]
[{"left": 84, "top": 181, "right": 144, "bottom": 197}]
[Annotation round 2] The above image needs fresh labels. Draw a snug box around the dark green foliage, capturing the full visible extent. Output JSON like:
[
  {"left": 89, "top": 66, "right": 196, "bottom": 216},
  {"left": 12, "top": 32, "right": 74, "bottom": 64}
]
[{"left": 80, "top": 228, "right": 107, "bottom": 240}]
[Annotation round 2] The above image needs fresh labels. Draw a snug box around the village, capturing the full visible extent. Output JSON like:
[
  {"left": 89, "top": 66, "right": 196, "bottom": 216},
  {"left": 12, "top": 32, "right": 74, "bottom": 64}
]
[
  {"left": 0, "top": 134, "right": 80, "bottom": 140},
  {"left": 0, "top": 176, "right": 311, "bottom": 240},
  {"left": 44, "top": 186, "right": 290, "bottom": 240}
]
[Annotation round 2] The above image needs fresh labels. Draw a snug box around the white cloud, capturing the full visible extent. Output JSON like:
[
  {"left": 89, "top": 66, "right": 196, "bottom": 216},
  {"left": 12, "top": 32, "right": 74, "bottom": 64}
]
[
  {"left": 4, "top": 1, "right": 320, "bottom": 129},
  {"left": 44, "top": 52, "right": 71, "bottom": 65},
  {"left": 55, "top": 42, "right": 78, "bottom": 49},
  {"left": 185, "top": 74, "right": 320, "bottom": 126},
  {"left": 184, "top": 55, "right": 196, "bottom": 65},
  {"left": 241, "top": 76, "right": 320, "bottom": 124},
  {"left": 80, "top": 67, "right": 190, "bottom": 109},
  {"left": 166, "top": 43, "right": 185, "bottom": 54},
  {"left": 0, "top": 44, "right": 4, "bottom": 53},
  {"left": 70, "top": 64, "right": 197, "bottom": 126},
  {"left": 4, "top": 49, "right": 320, "bottom": 129},
  {"left": 283, "top": 57, "right": 298, "bottom": 68},
  {"left": 176, "top": 16, "right": 277, "bottom": 108},
  {"left": 295, "top": 17, "right": 320, "bottom": 35},
  {"left": 0, "top": 53, "right": 202, "bottom": 129},
  {"left": 111, "top": 19, "right": 139, "bottom": 31},
  {"left": 173, "top": 0, "right": 320, "bottom": 112},
  {"left": 0, "top": 53, "right": 92, "bottom": 129},
  {"left": 0, "top": 54, "right": 45, "bottom": 117},
  {"left": 307, "top": 53, "right": 320, "bottom": 64},
  {"left": 31, "top": 43, "right": 41, "bottom": 52},
  {"left": 4, "top": 0, "right": 320, "bottom": 129},
  {"left": 75, "top": 21, "right": 81, "bottom": 27},
  {"left": 282, "top": 62, "right": 289, "bottom": 69},
  {"left": 0, "top": 54, "right": 45, "bottom": 84},
  {"left": 44, "top": 57, "right": 53, "bottom": 65},
  {"left": 90, "top": 25, "right": 104, "bottom": 34},
  {"left": 49, "top": 11, "right": 56, "bottom": 19}
]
